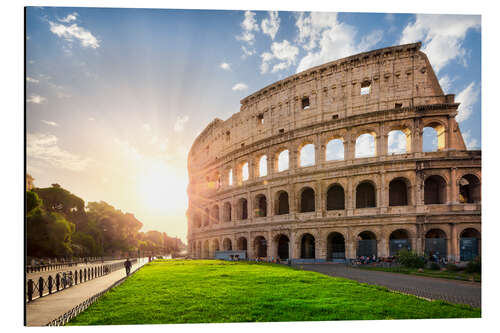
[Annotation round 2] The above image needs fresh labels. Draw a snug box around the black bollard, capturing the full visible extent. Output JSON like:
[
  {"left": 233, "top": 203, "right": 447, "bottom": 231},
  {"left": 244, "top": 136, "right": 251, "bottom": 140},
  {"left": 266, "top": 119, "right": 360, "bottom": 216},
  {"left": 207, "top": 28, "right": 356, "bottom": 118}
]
[
  {"left": 38, "top": 277, "right": 44, "bottom": 298},
  {"left": 48, "top": 276, "right": 53, "bottom": 294},
  {"left": 27, "top": 279, "right": 34, "bottom": 302}
]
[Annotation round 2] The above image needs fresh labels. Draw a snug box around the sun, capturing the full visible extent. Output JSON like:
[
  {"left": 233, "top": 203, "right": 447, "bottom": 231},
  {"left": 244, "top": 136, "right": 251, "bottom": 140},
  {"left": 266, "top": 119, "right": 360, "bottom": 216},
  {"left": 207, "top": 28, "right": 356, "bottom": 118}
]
[{"left": 137, "top": 161, "right": 188, "bottom": 213}]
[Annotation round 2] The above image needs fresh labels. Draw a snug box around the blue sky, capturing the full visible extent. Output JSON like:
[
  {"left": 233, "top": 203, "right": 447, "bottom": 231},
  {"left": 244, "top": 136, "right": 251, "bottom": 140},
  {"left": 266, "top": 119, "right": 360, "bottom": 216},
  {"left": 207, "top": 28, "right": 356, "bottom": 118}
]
[{"left": 26, "top": 7, "right": 481, "bottom": 241}]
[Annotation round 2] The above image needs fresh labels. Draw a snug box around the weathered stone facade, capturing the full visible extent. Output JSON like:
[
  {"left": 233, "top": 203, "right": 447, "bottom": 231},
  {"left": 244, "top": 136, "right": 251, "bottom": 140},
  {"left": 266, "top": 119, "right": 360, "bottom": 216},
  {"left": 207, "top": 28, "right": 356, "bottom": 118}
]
[{"left": 186, "top": 42, "right": 481, "bottom": 262}]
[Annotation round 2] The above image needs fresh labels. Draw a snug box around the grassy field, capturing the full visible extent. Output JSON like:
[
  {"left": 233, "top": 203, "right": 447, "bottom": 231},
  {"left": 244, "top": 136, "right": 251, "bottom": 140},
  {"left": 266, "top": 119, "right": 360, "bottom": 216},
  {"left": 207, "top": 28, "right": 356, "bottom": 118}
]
[
  {"left": 68, "top": 260, "right": 480, "bottom": 325},
  {"left": 358, "top": 266, "right": 481, "bottom": 282}
]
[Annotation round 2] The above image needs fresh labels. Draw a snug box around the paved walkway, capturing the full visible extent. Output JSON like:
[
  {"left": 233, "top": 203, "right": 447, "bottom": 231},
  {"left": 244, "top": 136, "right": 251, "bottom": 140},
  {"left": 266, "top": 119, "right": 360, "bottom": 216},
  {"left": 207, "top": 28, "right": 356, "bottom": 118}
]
[
  {"left": 293, "top": 264, "right": 481, "bottom": 308},
  {"left": 25, "top": 258, "right": 148, "bottom": 326}
]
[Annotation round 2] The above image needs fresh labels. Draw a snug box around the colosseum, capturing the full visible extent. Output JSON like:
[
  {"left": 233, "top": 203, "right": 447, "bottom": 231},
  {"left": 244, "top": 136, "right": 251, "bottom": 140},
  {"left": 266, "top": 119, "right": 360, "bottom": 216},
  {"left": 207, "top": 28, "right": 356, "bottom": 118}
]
[{"left": 186, "top": 42, "right": 481, "bottom": 264}]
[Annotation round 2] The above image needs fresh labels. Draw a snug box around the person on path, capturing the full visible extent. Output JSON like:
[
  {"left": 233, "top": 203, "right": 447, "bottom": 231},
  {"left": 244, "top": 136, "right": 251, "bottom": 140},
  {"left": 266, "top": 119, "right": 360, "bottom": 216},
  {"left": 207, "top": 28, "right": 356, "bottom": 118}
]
[{"left": 124, "top": 258, "right": 132, "bottom": 276}]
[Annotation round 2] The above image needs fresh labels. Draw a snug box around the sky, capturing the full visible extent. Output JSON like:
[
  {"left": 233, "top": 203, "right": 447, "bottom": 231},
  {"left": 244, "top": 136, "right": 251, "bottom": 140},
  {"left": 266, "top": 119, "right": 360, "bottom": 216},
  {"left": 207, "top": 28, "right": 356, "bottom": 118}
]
[{"left": 26, "top": 7, "right": 481, "bottom": 242}]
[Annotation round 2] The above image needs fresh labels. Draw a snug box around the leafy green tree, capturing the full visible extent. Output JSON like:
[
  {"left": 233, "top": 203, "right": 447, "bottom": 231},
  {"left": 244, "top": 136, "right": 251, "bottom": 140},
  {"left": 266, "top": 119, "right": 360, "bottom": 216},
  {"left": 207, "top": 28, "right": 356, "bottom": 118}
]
[{"left": 26, "top": 190, "right": 42, "bottom": 213}]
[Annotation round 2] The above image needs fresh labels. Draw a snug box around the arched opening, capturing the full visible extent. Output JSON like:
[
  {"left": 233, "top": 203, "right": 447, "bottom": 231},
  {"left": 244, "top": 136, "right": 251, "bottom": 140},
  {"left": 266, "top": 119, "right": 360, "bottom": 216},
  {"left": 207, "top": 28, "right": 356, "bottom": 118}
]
[
  {"left": 276, "top": 191, "right": 289, "bottom": 215},
  {"left": 425, "top": 229, "right": 447, "bottom": 259},
  {"left": 460, "top": 228, "right": 480, "bottom": 261},
  {"left": 423, "top": 123, "right": 445, "bottom": 152},
  {"left": 194, "top": 213, "right": 202, "bottom": 228},
  {"left": 389, "top": 178, "right": 409, "bottom": 206},
  {"left": 203, "top": 208, "right": 210, "bottom": 226},
  {"left": 254, "top": 236, "right": 267, "bottom": 258},
  {"left": 357, "top": 231, "right": 377, "bottom": 257},
  {"left": 259, "top": 155, "right": 267, "bottom": 177},
  {"left": 300, "top": 234, "right": 315, "bottom": 259},
  {"left": 276, "top": 235, "right": 290, "bottom": 260},
  {"left": 223, "top": 238, "right": 232, "bottom": 251},
  {"left": 255, "top": 194, "right": 267, "bottom": 217},
  {"left": 223, "top": 202, "right": 231, "bottom": 222},
  {"left": 240, "top": 162, "right": 249, "bottom": 182},
  {"left": 203, "top": 240, "right": 210, "bottom": 258},
  {"left": 355, "top": 132, "right": 376, "bottom": 158},
  {"left": 300, "top": 187, "right": 315, "bottom": 212},
  {"left": 459, "top": 174, "right": 481, "bottom": 203},
  {"left": 237, "top": 237, "right": 247, "bottom": 251},
  {"left": 326, "top": 184, "right": 345, "bottom": 210},
  {"left": 389, "top": 229, "right": 411, "bottom": 256},
  {"left": 356, "top": 181, "right": 376, "bottom": 208},
  {"left": 299, "top": 143, "right": 315, "bottom": 167},
  {"left": 238, "top": 198, "right": 248, "bottom": 220},
  {"left": 327, "top": 232, "right": 345, "bottom": 260},
  {"left": 211, "top": 205, "right": 219, "bottom": 224},
  {"left": 388, "top": 129, "right": 410, "bottom": 154},
  {"left": 424, "top": 175, "right": 447, "bottom": 204},
  {"left": 277, "top": 149, "right": 289, "bottom": 172},
  {"left": 326, "top": 138, "right": 344, "bottom": 161}
]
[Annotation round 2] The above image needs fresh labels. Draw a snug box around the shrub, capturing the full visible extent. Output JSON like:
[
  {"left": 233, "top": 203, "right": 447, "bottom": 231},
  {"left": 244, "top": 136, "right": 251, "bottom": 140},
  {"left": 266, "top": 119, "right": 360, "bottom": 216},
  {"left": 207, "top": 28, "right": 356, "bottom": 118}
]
[
  {"left": 446, "top": 263, "right": 460, "bottom": 272},
  {"left": 429, "top": 262, "right": 440, "bottom": 270},
  {"left": 465, "top": 256, "right": 481, "bottom": 274},
  {"left": 397, "top": 250, "right": 426, "bottom": 269}
]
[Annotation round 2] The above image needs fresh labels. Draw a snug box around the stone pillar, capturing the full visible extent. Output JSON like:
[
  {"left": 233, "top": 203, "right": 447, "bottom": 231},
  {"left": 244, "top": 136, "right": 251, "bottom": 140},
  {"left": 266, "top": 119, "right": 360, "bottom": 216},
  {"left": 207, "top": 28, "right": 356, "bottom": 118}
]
[
  {"left": 345, "top": 139, "right": 355, "bottom": 160},
  {"left": 447, "top": 116, "right": 455, "bottom": 150},
  {"left": 316, "top": 180, "right": 324, "bottom": 217},
  {"left": 450, "top": 167, "right": 458, "bottom": 204},
  {"left": 346, "top": 177, "right": 354, "bottom": 216},
  {"left": 247, "top": 232, "right": 254, "bottom": 259},
  {"left": 267, "top": 151, "right": 274, "bottom": 176},
  {"left": 378, "top": 237, "right": 388, "bottom": 258},
  {"left": 446, "top": 169, "right": 453, "bottom": 205},
  {"left": 315, "top": 229, "right": 322, "bottom": 260},
  {"left": 412, "top": 119, "right": 422, "bottom": 154},
  {"left": 289, "top": 147, "right": 298, "bottom": 171},
  {"left": 248, "top": 157, "right": 255, "bottom": 180},
  {"left": 346, "top": 230, "right": 356, "bottom": 259},
  {"left": 450, "top": 224, "right": 458, "bottom": 262}
]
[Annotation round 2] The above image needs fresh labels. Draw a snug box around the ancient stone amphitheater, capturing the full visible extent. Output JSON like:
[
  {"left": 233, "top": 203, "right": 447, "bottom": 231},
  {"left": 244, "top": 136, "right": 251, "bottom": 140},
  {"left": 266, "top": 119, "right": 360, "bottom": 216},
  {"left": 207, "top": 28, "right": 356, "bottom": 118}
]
[{"left": 187, "top": 42, "right": 481, "bottom": 263}]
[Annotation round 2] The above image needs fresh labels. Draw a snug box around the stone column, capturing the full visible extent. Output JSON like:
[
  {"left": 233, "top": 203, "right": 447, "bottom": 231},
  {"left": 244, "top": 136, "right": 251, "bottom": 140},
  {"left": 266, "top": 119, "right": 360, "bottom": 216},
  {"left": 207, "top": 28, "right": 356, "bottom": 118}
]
[
  {"left": 446, "top": 169, "right": 453, "bottom": 205},
  {"left": 346, "top": 177, "right": 354, "bottom": 216},
  {"left": 248, "top": 157, "right": 255, "bottom": 180},
  {"left": 450, "top": 224, "right": 458, "bottom": 262},
  {"left": 448, "top": 116, "right": 455, "bottom": 150},
  {"left": 346, "top": 230, "right": 356, "bottom": 259},
  {"left": 316, "top": 180, "right": 324, "bottom": 217},
  {"left": 267, "top": 150, "right": 274, "bottom": 176},
  {"left": 412, "top": 119, "right": 422, "bottom": 154},
  {"left": 450, "top": 167, "right": 458, "bottom": 204}
]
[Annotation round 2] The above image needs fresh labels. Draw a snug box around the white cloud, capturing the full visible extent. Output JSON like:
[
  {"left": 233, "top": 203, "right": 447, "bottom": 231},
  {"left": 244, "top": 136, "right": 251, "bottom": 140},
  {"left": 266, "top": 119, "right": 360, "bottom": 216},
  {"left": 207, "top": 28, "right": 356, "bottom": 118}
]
[
  {"left": 241, "top": 45, "right": 256, "bottom": 58},
  {"left": 355, "top": 133, "right": 376, "bottom": 158},
  {"left": 455, "top": 82, "right": 480, "bottom": 123},
  {"left": 260, "top": 40, "right": 299, "bottom": 74},
  {"left": 174, "top": 115, "right": 189, "bottom": 132},
  {"left": 236, "top": 11, "right": 259, "bottom": 45},
  {"left": 26, "top": 77, "right": 39, "bottom": 83},
  {"left": 295, "top": 12, "right": 382, "bottom": 73},
  {"left": 388, "top": 131, "right": 407, "bottom": 154},
  {"left": 88, "top": 117, "right": 95, "bottom": 121},
  {"left": 232, "top": 83, "right": 248, "bottom": 91},
  {"left": 462, "top": 130, "right": 480, "bottom": 150},
  {"left": 27, "top": 94, "right": 46, "bottom": 104},
  {"left": 142, "top": 123, "right": 151, "bottom": 132},
  {"left": 399, "top": 14, "right": 480, "bottom": 73},
  {"left": 439, "top": 75, "right": 454, "bottom": 93},
  {"left": 261, "top": 11, "right": 280, "bottom": 40},
  {"left": 58, "top": 12, "right": 78, "bottom": 23},
  {"left": 49, "top": 21, "right": 100, "bottom": 49},
  {"left": 220, "top": 62, "right": 231, "bottom": 71},
  {"left": 41, "top": 120, "right": 59, "bottom": 127},
  {"left": 27, "top": 133, "right": 91, "bottom": 171}
]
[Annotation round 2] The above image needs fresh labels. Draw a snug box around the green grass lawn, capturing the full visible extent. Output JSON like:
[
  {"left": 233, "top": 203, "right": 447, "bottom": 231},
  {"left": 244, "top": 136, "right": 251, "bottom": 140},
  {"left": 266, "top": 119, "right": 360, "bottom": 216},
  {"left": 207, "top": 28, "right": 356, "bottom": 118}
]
[
  {"left": 68, "top": 260, "right": 480, "bottom": 325},
  {"left": 358, "top": 266, "right": 481, "bottom": 282}
]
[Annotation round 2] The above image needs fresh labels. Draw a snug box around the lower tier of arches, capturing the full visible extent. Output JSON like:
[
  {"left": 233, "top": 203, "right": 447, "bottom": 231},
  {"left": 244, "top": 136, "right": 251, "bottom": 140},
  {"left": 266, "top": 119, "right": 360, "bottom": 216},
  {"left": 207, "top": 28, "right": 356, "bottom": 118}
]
[{"left": 189, "top": 221, "right": 480, "bottom": 263}]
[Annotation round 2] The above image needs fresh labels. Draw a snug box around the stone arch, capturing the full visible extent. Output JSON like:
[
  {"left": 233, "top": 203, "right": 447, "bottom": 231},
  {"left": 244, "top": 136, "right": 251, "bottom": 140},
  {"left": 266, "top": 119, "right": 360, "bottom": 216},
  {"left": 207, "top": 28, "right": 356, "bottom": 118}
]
[
  {"left": 300, "top": 233, "right": 316, "bottom": 259},
  {"left": 258, "top": 154, "right": 268, "bottom": 177},
  {"left": 326, "top": 232, "right": 345, "bottom": 260},
  {"left": 237, "top": 237, "right": 248, "bottom": 251},
  {"left": 460, "top": 228, "right": 481, "bottom": 261},
  {"left": 325, "top": 137, "right": 344, "bottom": 161},
  {"left": 276, "top": 148, "right": 289, "bottom": 172},
  {"left": 459, "top": 174, "right": 481, "bottom": 203},
  {"left": 326, "top": 183, "right": 345, "bottom": 210},
  {"left": 211, "top": 205, "right": 220, "bottom": 224},
  {"left": 389, "top": 229, "right": 411, "bottom": 256},
  {"left": 223, "top": 202, "right": 232, "bottom": 222},
  {"left": 274, "top": 234, "right": 290, "bottom": 260},
  {"left": 298, "top": 142, "right": 315, "bottom": 167},
  {"left": 356, "top": 181, "right": 376, "bottom": 208},
  {"left": 388, "top": 127, "right": 411, "bottom": 154},
  {"left": 422, "top": 121, "right": 446, "bottom": 152},
  {"left": 275, "top": 190, "right": 289, "bottom": 215},
  {"left": 253, "top": 236, "right": 268, "bottom": 258},
  {"left": 223, "top": 238, "right": 232, "bottom": 251},
  {"left": 300, "top": 186, "right": 316, "bottom": 212},
  {"left": 424, "top": 175, "right": 447, "bottom": 204},
  {"left": 425, "top": 228, "right": 447, "bottom": 258},
  {"left": 357, "top": 231, "right": 377, "bottom": 257},
  {"left": 254, "top": 194, "right": 267, "bottom": 217},
  {"left": 389, "top": 177, "right": 410, "bottom": 206},
  {"left": 355, "top": 130, "right": 377, "bottom": 158},
  {"left": 237, "top": 197, "right": 248, "bottom": 220}
]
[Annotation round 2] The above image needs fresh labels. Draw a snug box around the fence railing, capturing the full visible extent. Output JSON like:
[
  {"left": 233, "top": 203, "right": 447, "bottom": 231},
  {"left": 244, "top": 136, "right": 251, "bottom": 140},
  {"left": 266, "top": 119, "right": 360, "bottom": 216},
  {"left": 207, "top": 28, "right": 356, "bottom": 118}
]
[
  {"left": 26, "top": 259, "right": 138, "bottom": 303},
  {"left": 46, "top": 258, "right": 148, "bottom": 326},
  {"left": 26, "top": 257, "right": 121, "bottom": 274}
]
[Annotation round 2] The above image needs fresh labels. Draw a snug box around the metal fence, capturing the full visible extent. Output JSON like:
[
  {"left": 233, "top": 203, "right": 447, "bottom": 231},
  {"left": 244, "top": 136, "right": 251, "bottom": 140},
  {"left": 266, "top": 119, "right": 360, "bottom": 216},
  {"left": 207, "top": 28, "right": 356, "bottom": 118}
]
[
  {"left": 26, "top": 257, "right": 120, "bottom": 274},
  {"left": 26, "top": 259, "right": 137, "bottom": 303},
  {"left": 46, "top": 259, "right": 147, "bottom": 326}
]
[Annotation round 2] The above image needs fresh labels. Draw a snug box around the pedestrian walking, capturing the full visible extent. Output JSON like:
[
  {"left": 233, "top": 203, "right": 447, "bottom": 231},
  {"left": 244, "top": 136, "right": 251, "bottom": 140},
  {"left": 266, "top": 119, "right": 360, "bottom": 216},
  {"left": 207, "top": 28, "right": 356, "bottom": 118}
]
[{"left": 124, "top": 258, "right": 132, "bottom": 276}]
